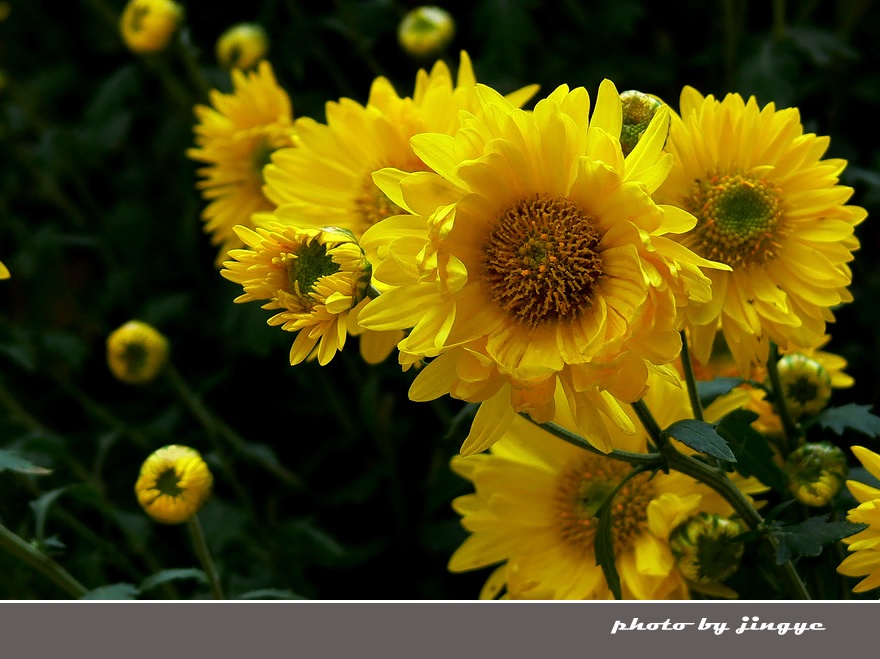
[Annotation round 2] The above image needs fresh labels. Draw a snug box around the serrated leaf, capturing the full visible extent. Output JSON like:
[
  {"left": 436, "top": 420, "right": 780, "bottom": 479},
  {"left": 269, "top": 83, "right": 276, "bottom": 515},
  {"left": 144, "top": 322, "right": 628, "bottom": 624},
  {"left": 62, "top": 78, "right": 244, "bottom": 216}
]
[
  {"left": 139, "top": 569, "right": 208, "bottom": 594},
  {"left": 771, "top": 515, "right": 867, "bottom": 564},
  {"left": 235, "top": 589, "right": 306, "bottom": 600},
  {"left": 716, "top": 409, "right": 786, "bottom": 492},
  {"left": 80, "top": 583, "right": 140, "bottom": 600},
  {"left": 814, "top": 404, "right": 880, "bottom": 438},
  {"left": 663, "top": 419, "right": 736, "bottom": 462},
  {"left": 697, "top": 377, "right": 745, "bottom": 407},
  {"left": 0, "top": 449, "right": 52, "bottom": 475}
]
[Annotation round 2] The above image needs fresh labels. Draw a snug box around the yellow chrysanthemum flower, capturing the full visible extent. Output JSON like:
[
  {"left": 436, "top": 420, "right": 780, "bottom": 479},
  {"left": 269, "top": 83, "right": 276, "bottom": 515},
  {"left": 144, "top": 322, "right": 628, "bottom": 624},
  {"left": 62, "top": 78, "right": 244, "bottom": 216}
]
[
  {"left": 358, "top": 81, "right": 727, "bottom": 454},
  {"left": 261, "top": 51, "right": 537, "bottom": 364},
  {"left": 135, "top": 445, "right": 213, "bottom": 524},
  {"left": 221, "top": 223, "right": 371, "bottom": 366},
  {"left": 837, "top": 446, "right": 880, "bottom": 592},
  {"left": 449, "top": 374, "right": 762, "bottom": 599},
  {"left": 119, "top": 0, "right": 183, "bottom": 54},
  {"left": 784, "top": 441, "right": 847, "bottom": 507},
  {"left": 216, "top": 23, "right": 269, "bottom": 70},
  {"left": 0, "top": 261, "right": 9, "bottom": 279},
  {"left": 106, "top": 320, "right": 169, "bottom": 385},
  {"left": 187, "top": 61, "right": 295, "bottom": 266},
  {"left": 656, "top": 87, "right": 867, "bottom": 375}
]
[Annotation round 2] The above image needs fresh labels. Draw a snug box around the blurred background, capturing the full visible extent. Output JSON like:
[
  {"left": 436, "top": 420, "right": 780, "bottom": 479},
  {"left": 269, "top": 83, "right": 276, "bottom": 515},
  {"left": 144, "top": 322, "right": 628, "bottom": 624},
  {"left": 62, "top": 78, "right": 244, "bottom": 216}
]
[{"left": 1, "top": 0, "right": 879, "bottom": 599}]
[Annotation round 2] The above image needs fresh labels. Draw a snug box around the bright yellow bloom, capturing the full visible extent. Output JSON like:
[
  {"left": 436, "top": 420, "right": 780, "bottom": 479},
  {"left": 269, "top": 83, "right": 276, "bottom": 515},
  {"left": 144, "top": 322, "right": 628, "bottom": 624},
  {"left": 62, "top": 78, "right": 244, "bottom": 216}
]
[
  {"left": 262, "top": 51, "right": 536, "bottom": 364},
  {"left": 837, "top": 446, "right": 880, "bottom": 592},
  {"left": 656, "top": 87, "right": 866, "bottom": 375},
  {"left": 187, "top": 61, "right": 295, "bottom": 266},
  {"left": 106, "top": 320, "right": 169, "bottom": 385},
  {"left": 216, "top": 23, "right": 269, "bottom": 70},
  {"left": 135, "top": 445, "right": 213, "bottom": 524},
  {"left": 398, "top": 6, "right": 456, "bottom": 59},
  {"left": 0, "top": 261, "right": 9, "bottom": 279},
  {"left": 359, "top": 81, "right": 727, "bottom": 454},
  {"left": 448, "top": 374, "right": 762, "bottom": 599},
  {"left": 221, "top": 224, "right": 371, "bottom": 366},
  {"left": 119, "top": 0, "right": 183, "bottom": 54}
]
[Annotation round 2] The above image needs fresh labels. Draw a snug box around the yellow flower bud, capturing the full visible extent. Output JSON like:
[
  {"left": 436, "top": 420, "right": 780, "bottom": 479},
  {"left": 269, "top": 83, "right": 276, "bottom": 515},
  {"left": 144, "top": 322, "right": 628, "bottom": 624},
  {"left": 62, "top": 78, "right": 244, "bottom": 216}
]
[
  {"left": 397, "top": 6, "right": 455, "bottom": 59},
  {"left": 669, "top": 512, "right": 745, "bottom": 585},
  {"left": 135, "top": 445, "right": 213, "bottom": 524},
  {"left": 0, "top": 260, "right": 9, "bottom": 279},
  {"left": 215, "top": 23, "right": 269, "bottom": 70},
  {"left": 619, "top": 90, "right": 663, "bottom": 156},
  {"left": 106, "top": 320, "right": 169, "bottom": 385},
  {"left": 784, "top": 441, "right": 847, "bottom": 507},
  {"left": 776, "top": 353, "right": 833, "bottom": 419},
  {"left": 119, "top": 0, "right": 184, "bottom": 55}
]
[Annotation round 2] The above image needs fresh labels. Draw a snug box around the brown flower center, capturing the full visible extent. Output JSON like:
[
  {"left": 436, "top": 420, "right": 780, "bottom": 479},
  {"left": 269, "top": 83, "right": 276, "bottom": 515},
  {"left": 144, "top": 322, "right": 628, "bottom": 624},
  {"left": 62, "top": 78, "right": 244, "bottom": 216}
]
[{"left": 481, "top": 196, "right": 604, "bottom": 327}]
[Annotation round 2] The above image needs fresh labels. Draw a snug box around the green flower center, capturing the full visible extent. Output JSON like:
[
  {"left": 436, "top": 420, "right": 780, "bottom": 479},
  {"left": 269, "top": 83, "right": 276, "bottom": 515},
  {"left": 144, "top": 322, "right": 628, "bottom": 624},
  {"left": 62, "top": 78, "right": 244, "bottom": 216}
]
[
  {"left": 482, "top": 196, "right": 605, "bottom": 327},
  {"left": 285, "top": 241, "right": 340, "bottom": 303},
  {"left": 686, "top": 173, "right": 784, "bottom": 267},
  {"left": 554, "top": 455, "right": 653, "bottom": 558},
  {"left": 155, "top": 467, "right": 183, "bottom": 498}
]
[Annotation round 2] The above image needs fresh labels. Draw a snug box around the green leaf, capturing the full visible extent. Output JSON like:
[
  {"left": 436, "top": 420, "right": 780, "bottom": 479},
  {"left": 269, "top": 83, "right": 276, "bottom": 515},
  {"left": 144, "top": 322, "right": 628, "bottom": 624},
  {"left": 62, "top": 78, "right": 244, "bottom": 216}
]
[
  {"left": 0, "top": 449, "right": 52, "bottom": 475},
  {"left": 29, "top": 487, "right": 68, "bottom": 542},
  {"left": 235, "top": 589, "right": 306, "bottom": 600},
  {"left": 139, "top": 569, "right": 208, "bottom": 594},
  {"left": 814, "top": 404, "right": 880, "bottom": 438},
  {"left": 771, "top": 515, "right": 867, "bottom": 564},
  {"left": 80, "top": 583, "right": 140, "bottom": 600},
  {"left": 716, "top": 409, "right": 786, "bottom": 492},
  {"left": 663, "top": 419, "right": 736, "bottom": 462},
  {"left": 697, "top": 377, "right": 745, "bottom": 407}
]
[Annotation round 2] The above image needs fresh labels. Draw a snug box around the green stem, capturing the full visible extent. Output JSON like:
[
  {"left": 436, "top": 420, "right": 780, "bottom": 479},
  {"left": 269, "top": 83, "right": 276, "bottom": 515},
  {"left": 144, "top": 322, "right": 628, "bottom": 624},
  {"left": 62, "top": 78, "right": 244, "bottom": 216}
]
[
  {"left": 0, "top": 524, "right": 89, "bottom": 598},
  {"left": 765, "top": 342, "right": 802, "bottom": 452},
  {"left": 532, "top": 417, "right": 662, "bottom": 468},
  {"left": 679, "top": 331, "right": 705, "bottom": 421},
  {"left": 631, "top": 399, "right": 664, "bottom": 449},
  {"left": 187, "top": 515, "right": 224, "bottom": 599}
]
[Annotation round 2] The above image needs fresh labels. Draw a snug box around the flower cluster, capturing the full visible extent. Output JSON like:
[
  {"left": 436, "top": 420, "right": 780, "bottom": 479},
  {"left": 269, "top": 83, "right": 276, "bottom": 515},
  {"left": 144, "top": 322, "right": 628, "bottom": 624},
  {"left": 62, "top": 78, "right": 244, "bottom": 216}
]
[{"left": 187, "top": 47, "right": 874, "bottom": 600}]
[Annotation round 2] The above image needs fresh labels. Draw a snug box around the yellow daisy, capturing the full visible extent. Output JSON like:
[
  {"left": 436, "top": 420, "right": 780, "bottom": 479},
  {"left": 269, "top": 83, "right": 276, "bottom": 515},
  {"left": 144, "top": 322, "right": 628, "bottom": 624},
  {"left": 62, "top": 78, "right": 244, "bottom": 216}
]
[
  {"left": 449, "top": 374, "right": 761, "bottom": 599},
  {"left": 220, "top": 223, "right": 371, "bottom": 366},
  {"left": 135, "top": 445, "right": 213, "bottom": 525},
  {"left": 187, "top": 60, "right": 295, "bottom": 266},
  {"left": 358, "top": 80, "right": 727, "bottom": 454},
  {"left": 837, "top": 446, "right": 880, "bottom": 593},
  {"left": 656, "top": 87, "right": 867, "bottom": 375}
]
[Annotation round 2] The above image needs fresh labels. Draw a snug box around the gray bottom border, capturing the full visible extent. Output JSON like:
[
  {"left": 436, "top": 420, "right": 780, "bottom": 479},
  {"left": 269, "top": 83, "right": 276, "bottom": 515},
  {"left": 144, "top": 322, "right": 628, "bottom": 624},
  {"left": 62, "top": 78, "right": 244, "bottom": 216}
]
[{"left": 1, "top": 600, "right": 875, "bottom": 658}]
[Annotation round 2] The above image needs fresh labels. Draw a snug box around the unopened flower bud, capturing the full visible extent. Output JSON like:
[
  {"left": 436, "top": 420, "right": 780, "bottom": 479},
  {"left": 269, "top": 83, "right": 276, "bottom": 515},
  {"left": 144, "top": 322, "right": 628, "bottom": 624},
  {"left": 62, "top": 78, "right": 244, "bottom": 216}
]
[
  {"left": 135, "top": 445, "right": 213, "bottom": 524},
  {"left": 106, "top": 320, "right": 169, "bottom": 385},
  {"left": 669, "top": 512, "right": 744, "bottom": 584},
  {"left": 397, "top": 6, "right": 455, "bottom": 59},
  {"left": 620, "top": 90, "right": 663, "bottom": 156},
  {"left": 776, "top": 353, "right": 833, "bottom": 419},
  {"left": 216, "top": 23, "right": 269, "bottom": 70},
  {"left": 784, "top": 441, "right": 847, "bottom": 507},
  {"left": 119, "top": 0, "right": 184, "bottom": 54}
]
